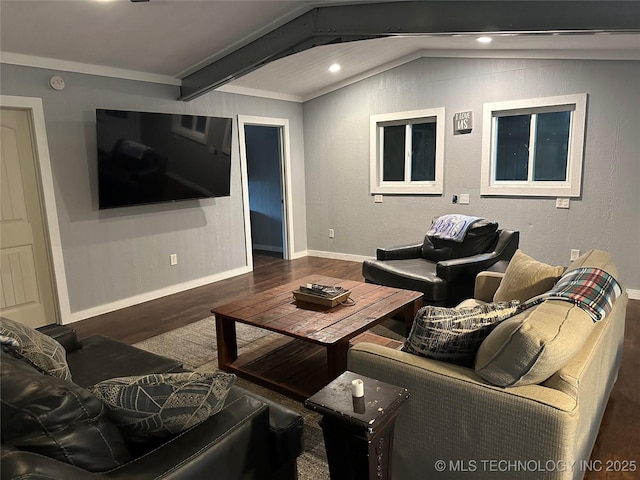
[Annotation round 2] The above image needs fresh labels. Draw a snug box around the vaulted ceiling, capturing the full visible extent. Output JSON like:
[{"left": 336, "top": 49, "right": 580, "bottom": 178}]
[{"left": 1, "top": 0, "right": 638, "bottom": 102}]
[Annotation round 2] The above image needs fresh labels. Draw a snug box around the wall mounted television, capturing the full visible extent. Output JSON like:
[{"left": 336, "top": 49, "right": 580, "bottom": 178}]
[{"left": 96, "top": 109, "right": 233, "bottom": 209}]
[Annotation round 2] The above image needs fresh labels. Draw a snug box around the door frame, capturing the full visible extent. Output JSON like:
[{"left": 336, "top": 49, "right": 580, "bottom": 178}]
[
  {"left": 237, "top": 115, "right": 294, "bottom": 268},
  {"left": 1, "top": 95, "right": 70, "bottom": 324}
]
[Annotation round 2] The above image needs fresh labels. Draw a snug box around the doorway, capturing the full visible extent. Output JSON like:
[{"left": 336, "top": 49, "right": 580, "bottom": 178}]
[
  {"left": 238, "top": 116, "right": 293, "bottom": 268},
  {"left": 244, "top": 125, "right": 284, "bottom": 258}
]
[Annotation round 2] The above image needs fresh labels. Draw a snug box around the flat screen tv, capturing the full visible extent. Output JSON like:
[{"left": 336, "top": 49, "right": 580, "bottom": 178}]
[{"left": 96, "top": 109, "right": 233, "bottom": 209}]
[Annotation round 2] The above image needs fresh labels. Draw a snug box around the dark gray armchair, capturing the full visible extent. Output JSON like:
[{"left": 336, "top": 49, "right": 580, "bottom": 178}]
[{"left": 362, "top": 220, "right": 519, "bottom": 307}]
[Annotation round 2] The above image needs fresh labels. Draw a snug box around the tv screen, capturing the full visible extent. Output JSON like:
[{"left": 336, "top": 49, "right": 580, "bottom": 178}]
[{"left": 96, "top": 109, "right": 233, "bottom": 209}]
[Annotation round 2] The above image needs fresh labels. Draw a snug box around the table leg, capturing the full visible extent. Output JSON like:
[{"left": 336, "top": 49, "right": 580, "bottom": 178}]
[
  {"left": 320, "top": 416, "right": 399, "bottom": 480},
  {"left": 402, "top": 298, "right": 422, "bottom": 334},
  {"left": 327, "top": 340, "right": 350, "bottom": 379},
  {"left": 215, "top": 315, "right": 237, "bottom": 370}
]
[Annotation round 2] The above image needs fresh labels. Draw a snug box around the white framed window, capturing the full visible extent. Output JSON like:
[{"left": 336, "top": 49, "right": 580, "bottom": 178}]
[
  {"left": 481, "top": 93, "right": 587, "bottom": 197},
  {"left": 370, "top": 108, "right": 445, "bottom": 195},
  {"left": 172, "top": 115, "right": 210, "bottom": 144}
]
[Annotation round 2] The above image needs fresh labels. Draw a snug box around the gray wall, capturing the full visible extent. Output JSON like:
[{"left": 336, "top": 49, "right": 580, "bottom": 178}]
[
  {"left": 0, "top": 64, "right": 307, "bottom": 317},
  {"left": 303, "top": 57, "right": 640, "bottom": 289}
]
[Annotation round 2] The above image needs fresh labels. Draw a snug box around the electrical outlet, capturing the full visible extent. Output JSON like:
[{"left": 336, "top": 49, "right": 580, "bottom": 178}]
[
  {"left": 328, "top": 229, "right": 335, "bottom": 238},
  {"left": 170, "top": 254, "right": 178, "bottom": 266},
  {"left": 374, "top": 195, "right": 383, "bottom": 203},
  {"left": 570, "top": 249, "right": 581, "bottom": 261},
  {"left": 556, "top": 198, "right": 570, "bottom": 209}
]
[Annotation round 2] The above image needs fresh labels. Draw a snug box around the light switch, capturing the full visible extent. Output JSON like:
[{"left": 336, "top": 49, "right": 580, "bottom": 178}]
[{"left": 459, "top": 194, "right": 470, "bottom": 205}]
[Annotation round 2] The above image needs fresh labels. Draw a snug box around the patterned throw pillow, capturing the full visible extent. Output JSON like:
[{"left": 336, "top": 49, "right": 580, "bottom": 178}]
[
  {"left": 90, "top": 371, "right": 236, "bottom": 441},
  {"left": 402, "top": 301, "right": 520, "bottom": 367},
  {"left": 0, "top": 316, "right": 71, "bottom": 380}
]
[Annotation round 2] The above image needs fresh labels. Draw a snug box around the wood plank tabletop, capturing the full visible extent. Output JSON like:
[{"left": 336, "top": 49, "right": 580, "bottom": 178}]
[{"left": 212, "top": 275, "right": 422, "bottom": 346}]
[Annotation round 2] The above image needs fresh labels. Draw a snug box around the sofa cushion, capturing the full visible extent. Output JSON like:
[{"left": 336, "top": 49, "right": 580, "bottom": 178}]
[
  {"left": 422, "top": 219, "right": 498, "bottom": 262},
  {"left": 0, "top": 352, "right": 131, "bottom": 471},
  {"left": 476, "top": 250, "right": 620, "bottom": 387},
  {"left": 493, "top": 250, "right": 564, "bottom": 303},
  {"left": 66, "top": 334, "right": 183, "bottom": 388},
  {"left": 474, "top": 299, "right": 596, "bottom": 387},
  {"left": 0, "top": 316, "right": 71, "bottom": 380},
  {"left": 401, "top": 301, "right": 520, "bottom": 367},
  {"left": 90, "top": 371, "right": 236, "bottom": 442}
]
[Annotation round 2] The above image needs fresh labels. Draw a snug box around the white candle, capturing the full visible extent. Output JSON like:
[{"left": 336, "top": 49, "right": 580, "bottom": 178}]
[{"left": 351, "top": 378, "right": 364, "bottom": 398}]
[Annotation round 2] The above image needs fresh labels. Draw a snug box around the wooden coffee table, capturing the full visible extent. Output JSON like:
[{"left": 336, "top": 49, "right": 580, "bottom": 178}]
[{"left": 212, "top": 275, "right": 422, "bottom": 401}]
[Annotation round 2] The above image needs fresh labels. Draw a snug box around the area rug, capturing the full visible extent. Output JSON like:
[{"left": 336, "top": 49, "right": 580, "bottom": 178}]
[{"left": 133, "top": 316, "right": 405, "bottom": 480}]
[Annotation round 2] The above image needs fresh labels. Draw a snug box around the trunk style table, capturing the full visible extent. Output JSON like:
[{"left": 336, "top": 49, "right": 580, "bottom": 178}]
[{"left": 212, "top": 275, "right": 422, "bottom": 400}]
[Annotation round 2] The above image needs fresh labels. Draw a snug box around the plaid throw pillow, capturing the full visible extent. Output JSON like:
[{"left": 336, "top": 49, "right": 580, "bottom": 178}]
[
  {"left": 90, "top": 371, "right": 236, "bottom": 442},
  {"left": 0, "top": 316, "right": 71, "bottom": 380},
  {"left": 402, "top": 301, "right": 520, "bottom": 367}
]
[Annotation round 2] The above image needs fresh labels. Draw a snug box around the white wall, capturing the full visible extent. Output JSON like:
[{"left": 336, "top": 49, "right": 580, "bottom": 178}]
[
  {"left": 0, "top": 64, "right": 307, "bottom": 322},
  {"left": 303, "top": 57, "right": 640, "bottom": 290}
]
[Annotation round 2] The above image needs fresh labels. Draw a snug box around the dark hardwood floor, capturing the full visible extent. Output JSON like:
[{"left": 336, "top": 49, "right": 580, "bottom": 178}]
[
  {"left": 73, "top": 255, "right": 364, "bottom": 344},
  {"left": 72, "top": 254, "right": 639, "bottom": 479}
]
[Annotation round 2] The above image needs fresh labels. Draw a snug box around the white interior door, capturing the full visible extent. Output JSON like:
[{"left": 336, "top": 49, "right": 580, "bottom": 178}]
[{"left": 1, "top": 108, "right": 57, "bottom": 328}]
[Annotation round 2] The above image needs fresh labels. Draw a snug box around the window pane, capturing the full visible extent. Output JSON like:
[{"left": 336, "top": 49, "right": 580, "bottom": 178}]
[
  {"left": 495, "top": 115, "right": 530, "bottom": 181},
  {"left": 195, "top": 116, "right": 207, "bottom": 134},
  {"left": 383, "top": 125, "right": 406, "bottom": 181},
  {"left": 411, "top": 122, "right": 436, "bottom": 181},
  {"left": 180, "top": 115, "right": 192, "bottom": 129},
  {"left": 533, "top": 111, "right": 570, "bottom": 181}
]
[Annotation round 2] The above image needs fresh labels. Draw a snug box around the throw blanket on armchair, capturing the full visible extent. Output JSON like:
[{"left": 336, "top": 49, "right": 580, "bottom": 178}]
[
  {"left": 519, "top": 267, "right": 622, "bottom": 322},
  {"left": 426, "top": 214, "right": 482, "bottom": 242}
]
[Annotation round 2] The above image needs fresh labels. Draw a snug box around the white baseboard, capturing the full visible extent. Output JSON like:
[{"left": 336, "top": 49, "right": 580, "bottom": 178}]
[
  {"left": 306, "top": 249, "right": 374, "bottom": 263},
  {"left": 64, "top": 254, "right": 640, "bottom": 325},
  {"left": 290, "top": 249, "right": 308, "bottom": 260},
  {"left": 66, "top": 265, "right": 252, "bottom": 324}
]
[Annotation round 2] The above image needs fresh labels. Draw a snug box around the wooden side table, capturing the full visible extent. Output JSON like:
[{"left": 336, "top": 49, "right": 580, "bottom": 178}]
[{"left": 304, "top": 371, "right": 409, "bottom": 480}]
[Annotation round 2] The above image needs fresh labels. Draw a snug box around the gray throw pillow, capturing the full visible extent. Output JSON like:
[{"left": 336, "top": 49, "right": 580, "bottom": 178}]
[
  {"left": 90, "top": 371, "right": 236, "bottom": 441},
  {"left": 402, "top": 301, "right": 520, "bottom": 367},
  {"left": 0, "top": 316, "right": 71, "bottom": 380}
]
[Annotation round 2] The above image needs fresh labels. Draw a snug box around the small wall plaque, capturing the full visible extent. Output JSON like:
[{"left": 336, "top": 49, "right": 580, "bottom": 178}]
[{"left": 453, "top": 111, "right": 473, "bottom": 134}]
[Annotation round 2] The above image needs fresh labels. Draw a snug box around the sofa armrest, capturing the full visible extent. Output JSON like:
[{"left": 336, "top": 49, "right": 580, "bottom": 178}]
[
  {"left": 225, "top": 386, "right": 304, "bottom": 470},
  {"left": 1, "top": 396, "right": 270, "bottom": 480},
  {"left": 1, "top": 445, "right": 103, "bottom": 480},
  {"left": 376, "top": 243, "right": 423, "bottom": 260},
  {"left": 349, "top": 343, "right": 576, "bottom": 410},
  {"left": 436, "top": 229, "right": 519, "bottom": 281},
  {"left": 37, "top": 324, "right": 81, "bottom": 352},
  {"left": 348, "top": 343, "right": 578, "bottom": 479},
  {"left": 474, "top": 271, "right": 504, "bottom": 302},
  {"left": 436, "top": 251, "right": 502, "bottom": 282},
  {"left": 104, "top": 395, "right": 271, "bottom": 480}
]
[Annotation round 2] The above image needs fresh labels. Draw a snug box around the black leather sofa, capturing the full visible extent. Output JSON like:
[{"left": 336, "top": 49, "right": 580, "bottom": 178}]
[
  {"left": 362, "top": 221, "right": 519, "bottom": 307},
  {"left": 1, "top": 324, "right": 304, "bottom": 480}
]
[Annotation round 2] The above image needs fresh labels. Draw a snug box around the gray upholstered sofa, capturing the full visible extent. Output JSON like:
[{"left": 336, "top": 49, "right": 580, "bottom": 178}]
[{"left": 349, "top": 250, "right": 627, "bottom": 480}]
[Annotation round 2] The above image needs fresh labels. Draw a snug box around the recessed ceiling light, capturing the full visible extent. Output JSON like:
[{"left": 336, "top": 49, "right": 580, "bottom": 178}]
[
  {"left": 477, "top": 36, "right": 493, "bottom": 44},
  {"left": 328, "top": 63, "right": 341, "bottom": 73}
]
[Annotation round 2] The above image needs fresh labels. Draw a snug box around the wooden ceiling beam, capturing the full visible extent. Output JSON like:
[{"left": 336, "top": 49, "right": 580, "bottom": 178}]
[{"left": 179, "top": 1, "right": 640, "bottom": 101}]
